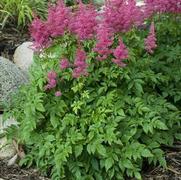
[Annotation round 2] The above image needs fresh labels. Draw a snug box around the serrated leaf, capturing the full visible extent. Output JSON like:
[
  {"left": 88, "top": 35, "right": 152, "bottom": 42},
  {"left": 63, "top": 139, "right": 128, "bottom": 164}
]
[
  {"left": 135, "top": 83, "right": 143, "bottom": 94},
  {"left": 46, "top": 135, "right": 55, "bottom": 142},
  {"left": 36, "top": 103, "right": 45, "bottom": 112},
  {"left": 87, "top": 143, "right": 96, "bottom": 154},
  {"left": 175, "top": 133, "right": 181, "bottom": 140},
  {"left": 91, "top": 159, "right": 99, "bottom": 171},
  {"left": 88, "top": 131, "right": 94, "bottom": 141},
  {"left": 154, "top": 120, "right": 168, "bottom": 130},
  {"left": 50, "top": 113, "right": 59, "bottom": 128},
  {"left": 134, "top": 172, "right": 142, "bottom": 180},
  {"left": 142, "top": 107, "right": 150, "bottom": 112},
  {"left": 141, "top": 149, "right": 153, "bottom": 157},
  {"left": 117, "top": 109, "right": 125, "bottom": 116},
  {"left": 97, "top": 144, "right": 106, "bottom": 156},
  {"left": 105, "top": 157, "right": 114, "bottom": 171},
  {"left": 159, "top": 157, "right": 167, "bottom": 168},
  {"left": 75, "top": 145, "right": 83, "bottom": 157},
  {"left": 122, "top": 159, "right": 134, "bottom": 169},
  {"left": 143, "top": 123, "right": 153, "bottom": 134}
]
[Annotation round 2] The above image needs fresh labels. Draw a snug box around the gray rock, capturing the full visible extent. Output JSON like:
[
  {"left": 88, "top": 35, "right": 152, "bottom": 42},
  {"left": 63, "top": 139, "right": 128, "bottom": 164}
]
[
  {"left": 0, "top": 57, "right": 28, "bottom": 106},
  {"left": 13, "top": 42, "right": 34, "bottom": 71}
]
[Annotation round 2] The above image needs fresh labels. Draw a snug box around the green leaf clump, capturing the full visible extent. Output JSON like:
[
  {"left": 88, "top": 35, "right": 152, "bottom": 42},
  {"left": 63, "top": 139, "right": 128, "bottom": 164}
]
[{"left": 3, "top": 14, "right": 181, "bottom": 180}]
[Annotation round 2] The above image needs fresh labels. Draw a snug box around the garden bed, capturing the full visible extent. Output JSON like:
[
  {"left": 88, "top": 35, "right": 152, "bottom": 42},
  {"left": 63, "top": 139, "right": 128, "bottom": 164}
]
[
  {"left": 0, "top": 147, "right": 180, "bottom": 180},
  {"left": 1, "top": 0, "right": 181, "bottom": 179}
]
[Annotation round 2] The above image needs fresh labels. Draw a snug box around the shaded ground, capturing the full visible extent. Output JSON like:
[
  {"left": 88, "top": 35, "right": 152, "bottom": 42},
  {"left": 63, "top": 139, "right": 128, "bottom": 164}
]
[
  {"left": 0, "top": 149, "right": 180, "bottom": 180},
  {"left": 0, "top": 27, "right": 29, "bottom": 61},
  {"left": 0, "top": 160, "right": 49, "bottom": 180},
  {"left": 143, "top": 150, "right": 181, "bottom": 180}
]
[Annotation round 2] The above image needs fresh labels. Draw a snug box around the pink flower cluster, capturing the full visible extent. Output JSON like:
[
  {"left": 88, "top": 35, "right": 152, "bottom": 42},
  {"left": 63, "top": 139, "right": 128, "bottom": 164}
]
[
  {"left": 30, "top": 0, "right": 181, "bottom": 97},
  {"left": 47, "top": 0, "right": 70, "bottom": 37},
  {"left": 112, "top": 39, "right": 128, "bottom": 67},
  {"left": 29, "top": 18, "right": 49, "bottom": 50},
  {"left": 30, "top": 1, "right": 70, "bottom": 49},
  {"left": 94, "top": 24, "right": 113, "bottom": 61},
  {"left": 45, "top": 71, "right": 62, "bottom": 97},
  {"left": 72, "top": 49, "right": 88, "bottom": 78},
  {"left": 103, "top": 0, "right": 144, "bottom": 33},
  {"left": 144, "top": 0, "right": 181, "bottom": 15},
  {"left": 55, "top": 91, "right": 62, "bottom": 97},
  {"left": 144, "top": 22, "right": 157, "bottom": 54},
  {"left": 45, "top": 71, "right": 57, "bottom": 90},
  {"left": 69, "top": 3, "right": 98, "bottom": 40},
  {"left": 60, "top": 58, "right": 70, "bottom": 70}
]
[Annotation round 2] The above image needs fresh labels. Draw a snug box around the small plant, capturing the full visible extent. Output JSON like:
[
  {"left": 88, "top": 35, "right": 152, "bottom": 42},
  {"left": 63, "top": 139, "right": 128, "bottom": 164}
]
[{"left": 4, "top": 0, "right": 181, "bottom": 179}]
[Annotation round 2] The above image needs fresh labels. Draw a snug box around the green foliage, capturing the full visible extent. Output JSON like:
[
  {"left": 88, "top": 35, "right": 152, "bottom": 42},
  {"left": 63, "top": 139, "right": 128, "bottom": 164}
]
[
  {"left": 4, "top": 14, "right": 181, "bottom": 179},
  {"left": 0, "top": 0, "right": 49, "bottom": 29}
]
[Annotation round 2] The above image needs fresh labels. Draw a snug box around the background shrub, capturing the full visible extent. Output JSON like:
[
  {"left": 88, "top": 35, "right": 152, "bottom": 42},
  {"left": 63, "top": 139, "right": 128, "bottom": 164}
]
[
  {"left": 0, "top": 0, "right": 49, "bottom": 29},
  {"left": 0, "top": 0, "right": 102, "bottom": 29}
]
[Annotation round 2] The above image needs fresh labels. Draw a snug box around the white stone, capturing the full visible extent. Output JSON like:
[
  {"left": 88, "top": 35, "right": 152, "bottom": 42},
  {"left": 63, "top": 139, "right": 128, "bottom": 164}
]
[
  {"left": 0, "top": 115, "right": 17, "bottom": 134},
  {"left": 0, "top": 136, "right": 16, "bottom": 159},
  {"left": 137, "top": 1, "right": 145, "bottom": 6},
  {"left": 7, "top": 154, "right": 18, "bottom": 166},
  {"left": 13, "top": 41, "right": 34, "bottom": 71}
]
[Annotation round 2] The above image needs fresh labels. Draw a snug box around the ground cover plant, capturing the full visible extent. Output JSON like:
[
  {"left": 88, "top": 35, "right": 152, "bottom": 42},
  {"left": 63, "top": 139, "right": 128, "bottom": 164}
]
[{"left": 3, "top": 0, "right": 181, "bottom": 179}]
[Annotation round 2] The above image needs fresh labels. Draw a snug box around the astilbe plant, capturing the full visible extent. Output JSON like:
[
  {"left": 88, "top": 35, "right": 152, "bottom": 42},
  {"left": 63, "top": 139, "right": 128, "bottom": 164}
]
[
  {"left": 72, "top": 48, "right": 88, "bottom": 78},
  {"left": 69, "top": 2, "right": 98, "bottom": 40},
  {"left": 45, "top": 71, "right": 57, "bottom": 90},
  {"left": 3, "top": 0, "right": 181, "bottom": 179},
  {"left": 47, "top": 0, "right": 70, "bottom": 37},
  {"left": 30, "top": 17, "right": 50, "bottom": 50},
  {"left": 60, "top": 58, "right": 70, "bottom": 70},
  {"left": 144, "top": 0, "right": 181, "bottom": 16},
  {"left": 103, "top": 0, "right": 144, "bottom": 33},
  {"left": 144, "top": 22, "right": 157, "bottom": 54},
  {"left": 112, "top": 38, "right": 128, "bottom": 66},
  {"left": 94, "top": 23, "right": 113, "bottom": 60}
]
